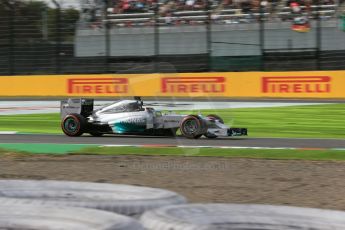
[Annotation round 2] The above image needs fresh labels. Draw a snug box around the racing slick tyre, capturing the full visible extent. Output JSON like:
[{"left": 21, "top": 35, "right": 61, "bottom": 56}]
[
  {"left": 180, "top": 115, "right": 207, "bottom": 139},
  {"left": 0, "top": 202, "right": 143, "bottom": 230},
  {"left": 204, "top": 114, "right": 224, "bottom": 139},
  {"left": 61, "top": 113, "right": 86, "bottom": 137},
  {"left": 0, "top": 180, "right": 187, "bottom": 217},
  {"left": 140, "top": 203, "right": 345, "bottom": 230},
  {"left": 206, "top": 114, "right": 224, "bottom": 124}
]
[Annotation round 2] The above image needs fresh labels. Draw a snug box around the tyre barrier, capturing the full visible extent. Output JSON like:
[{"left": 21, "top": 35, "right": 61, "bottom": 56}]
[
  {"left": 0, "top": 180, "right": 187, "bottom": 216},
  {"left": 0, "top": 203, "right": 143, "bottom": 230},
  {"left": 140, "top": 203, "right": 345, "bottom": 230}
]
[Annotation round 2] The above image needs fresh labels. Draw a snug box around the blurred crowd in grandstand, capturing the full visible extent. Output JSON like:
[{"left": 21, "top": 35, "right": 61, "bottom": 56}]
[
  {"left": 107, "top": 0, "right": 276, "bottom": 15},
  {"left": 108, "top": 0, "right": 255, "bottom": 14},
  {"left": 81, "top": 0, "right": 343, "bottom": 28}
]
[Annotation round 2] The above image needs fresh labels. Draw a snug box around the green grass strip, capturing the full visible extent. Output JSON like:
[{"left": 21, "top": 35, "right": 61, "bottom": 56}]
[
  {"left": 0, "top": 143, "right": 92, "bottom": 154},
  {"left": 1, "top": 103, "right": 345, "bottom": 138},
  {"left": 74, "top": 146, "right": 345, "bottom": 161},
  {"left": 178, "top": 103, "right": 345, "bottom": 138},
  {"left": 0, "top": 113, "right": 60, "bottom": 134},
  {"left": 1, "top": 144, "right": 345, "bottom": 161}
]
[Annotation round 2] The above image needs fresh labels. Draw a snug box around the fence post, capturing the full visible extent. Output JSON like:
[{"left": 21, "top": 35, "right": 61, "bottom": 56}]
[
  {"left": 4, "top": 0, "right": 15, "bottom": 75},
  {"left": 104, "top": 0, "right": 110, "bottom": 73},
  {"left": 206, "top": 0, "right": 212, "bottom": 71},
  {"left": 52, "top": 0, "right": 61, "bottom": 74},
  {"left": 259, "top": 0, "right": 265, "bottom": 71},
  {"left": 316, "top": 0, "right": 321, "bottom": 70},
  {"left": 154, "top": 1, "right": 160, "bottom": 73}
]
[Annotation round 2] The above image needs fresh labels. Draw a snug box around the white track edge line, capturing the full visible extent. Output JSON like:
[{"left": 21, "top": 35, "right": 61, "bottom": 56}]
[{"left": 0, "top": 131, "right": 18, "bottom": 134}]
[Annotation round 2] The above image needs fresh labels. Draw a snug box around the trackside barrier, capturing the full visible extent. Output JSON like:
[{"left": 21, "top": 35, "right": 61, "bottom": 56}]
[{"left": 0, "top": 71, "right": 345, "bottom": 98}]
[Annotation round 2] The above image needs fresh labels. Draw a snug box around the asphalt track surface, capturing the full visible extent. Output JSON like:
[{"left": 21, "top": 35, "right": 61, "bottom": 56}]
[{"left": 1, "top": 134, "right": 345, "bottom": 149}]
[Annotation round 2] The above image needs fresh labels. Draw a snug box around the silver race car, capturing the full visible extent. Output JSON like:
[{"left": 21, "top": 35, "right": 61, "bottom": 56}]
[{"left": 60, "top": 97, "right": 247, "bottom": 139}]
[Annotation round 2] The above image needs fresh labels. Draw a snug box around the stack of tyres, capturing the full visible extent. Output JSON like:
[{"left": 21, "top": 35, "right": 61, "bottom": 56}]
[
  {"left": 0, "top": 203, "right": 143, "bottom": 230},
  {"left": 2, "top": 180, "right": 345, "bottom": 230},
  {"left": 0, "top": 180, "right": 187, "bottom": 229},
  {"left": 140, "top": 203, "right": 345, "bottom": 230}
]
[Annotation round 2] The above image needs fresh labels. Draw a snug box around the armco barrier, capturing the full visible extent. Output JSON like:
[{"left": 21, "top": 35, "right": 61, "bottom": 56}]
[{"left": 0, "top": 71, "right": 344, "bottom": 98}]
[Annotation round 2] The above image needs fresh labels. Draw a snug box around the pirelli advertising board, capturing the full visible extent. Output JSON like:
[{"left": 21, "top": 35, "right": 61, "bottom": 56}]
[{"left": 0, "top": 71, "right": 344, "bottom": 98}]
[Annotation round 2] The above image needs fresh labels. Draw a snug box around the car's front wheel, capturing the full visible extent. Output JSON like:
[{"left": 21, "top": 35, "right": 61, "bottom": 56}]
[
  {"left": 61, "top": 114, "right": 86, "bottom": 137},
  {"left": 180, "top": 115, "right": 206, "bottom": 139}
]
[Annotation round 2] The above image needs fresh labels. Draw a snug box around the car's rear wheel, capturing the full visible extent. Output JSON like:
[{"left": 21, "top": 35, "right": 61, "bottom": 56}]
[
  {"left": 180, "top": 115, "right": 206, "bottom": 139},
  {"left": 204, "top": 114, "right": 224, "bottom": 139},
  {"left": 61, "top": 114, "right": 85, "bottom": 137}
]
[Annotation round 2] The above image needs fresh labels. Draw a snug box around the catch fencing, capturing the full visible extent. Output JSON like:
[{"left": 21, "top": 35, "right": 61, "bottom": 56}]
[{"left": 0, "top": 0, "right": 344, "bottom": 75}]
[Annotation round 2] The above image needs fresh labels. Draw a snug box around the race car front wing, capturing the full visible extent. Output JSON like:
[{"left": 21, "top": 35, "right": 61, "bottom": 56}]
[{"left": 228, "top": 128, "right": 248, "bottom": 136}]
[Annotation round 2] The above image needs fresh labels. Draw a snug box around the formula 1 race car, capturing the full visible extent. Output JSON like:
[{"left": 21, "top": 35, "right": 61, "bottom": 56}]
[{"left": 60, "top": 97, "right": 247, "bottom": 139}]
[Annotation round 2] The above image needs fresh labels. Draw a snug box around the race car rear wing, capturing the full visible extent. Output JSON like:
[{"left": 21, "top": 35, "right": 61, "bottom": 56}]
[{"left": 60, "top": 98, "right": 94, "bottom": 120}]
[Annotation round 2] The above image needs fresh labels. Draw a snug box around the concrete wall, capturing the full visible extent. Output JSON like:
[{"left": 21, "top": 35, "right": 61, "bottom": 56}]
[{"left": 75, "top": 20, "right": 345, "bottom": 57}]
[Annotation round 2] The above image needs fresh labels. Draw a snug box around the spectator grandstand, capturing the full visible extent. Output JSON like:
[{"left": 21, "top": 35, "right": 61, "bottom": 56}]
[{"left": 80, "top": 0, "right": 342, "bottom": 28}]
